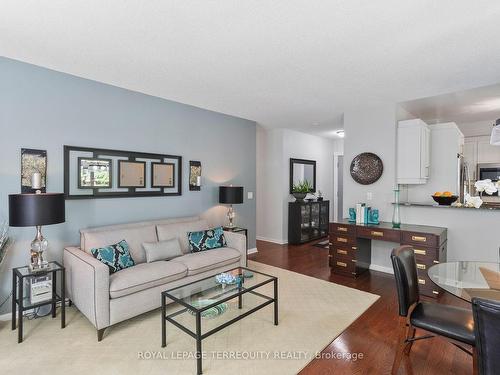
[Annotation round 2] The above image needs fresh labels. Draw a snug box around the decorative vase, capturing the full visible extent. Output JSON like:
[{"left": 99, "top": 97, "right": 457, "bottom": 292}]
[
  {"left": 392, "top": 188, "right": 401, "bottom": 228},
  {"left": 292, "top": 192, "right": 307, "bottom": 201}
]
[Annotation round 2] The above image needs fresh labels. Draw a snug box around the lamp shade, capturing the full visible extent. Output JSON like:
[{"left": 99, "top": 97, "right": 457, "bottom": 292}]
[
  {"left": 219, "top": 186, "right": 243, "bottom": 204},
  {"left": 9, "top": 193, "right": 65, "bottom": 227}
]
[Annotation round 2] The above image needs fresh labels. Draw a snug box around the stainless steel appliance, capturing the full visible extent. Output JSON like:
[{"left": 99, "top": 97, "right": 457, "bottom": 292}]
[
  {"left": 476, "top": 163, "right": 500, "bottom": 204},
  {"left": 458, "top": 153, "right": 473, "bottom": 203}
]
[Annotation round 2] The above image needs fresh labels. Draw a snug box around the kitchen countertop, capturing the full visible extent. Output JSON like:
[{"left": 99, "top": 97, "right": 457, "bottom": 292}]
[{"left": 395, "top": 202, "right": 500, "bottom": 211}]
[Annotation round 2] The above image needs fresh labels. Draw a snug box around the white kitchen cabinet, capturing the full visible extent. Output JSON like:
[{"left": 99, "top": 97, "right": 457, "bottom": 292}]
[
  {"left": 397, "top": 119, "right": 430, "bottom": 184},
  {"left": 477, "top": 136, "right": 500, "bottom": 163}
]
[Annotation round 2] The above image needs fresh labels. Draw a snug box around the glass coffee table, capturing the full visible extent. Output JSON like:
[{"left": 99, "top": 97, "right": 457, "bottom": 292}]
[{"left": 161, "top": 266, "right": 278, "bottom": 375}]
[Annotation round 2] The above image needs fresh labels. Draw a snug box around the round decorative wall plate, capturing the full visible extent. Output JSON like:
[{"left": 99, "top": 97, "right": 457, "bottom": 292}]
[{"left": 350, "top": 152, "right": 383, "bottom": 185}]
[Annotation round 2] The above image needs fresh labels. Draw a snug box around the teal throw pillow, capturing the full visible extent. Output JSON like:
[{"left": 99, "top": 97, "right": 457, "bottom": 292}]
[
  {"left": 188, "top": 227, "right": 227, "bottom": 253},
  {"left": 90, "top": 240, "right": 135, "bottom": 274}
]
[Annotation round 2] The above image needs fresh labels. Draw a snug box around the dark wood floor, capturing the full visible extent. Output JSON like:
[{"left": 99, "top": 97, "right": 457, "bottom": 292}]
[{"left": 249, "top": 240, "right": 472, "bottom": 375}]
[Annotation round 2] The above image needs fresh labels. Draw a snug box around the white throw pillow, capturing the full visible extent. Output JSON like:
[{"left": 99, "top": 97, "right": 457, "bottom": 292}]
[{"left": 142, "top": 238, "right": 183, "bottom": 263}]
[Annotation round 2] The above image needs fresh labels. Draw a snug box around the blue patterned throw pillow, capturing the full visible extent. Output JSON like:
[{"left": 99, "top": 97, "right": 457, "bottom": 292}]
[
  {"left": 188, "top": 227, "right": 227, "bottom": 253},
  {"left": 90, "top": 240, "right": 135, "bottom": 274}
]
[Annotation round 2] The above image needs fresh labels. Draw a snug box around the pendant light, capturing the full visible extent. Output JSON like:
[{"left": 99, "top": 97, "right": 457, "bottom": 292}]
[{"left": 491, "top": 119, "right": 500, "bottom": 145}]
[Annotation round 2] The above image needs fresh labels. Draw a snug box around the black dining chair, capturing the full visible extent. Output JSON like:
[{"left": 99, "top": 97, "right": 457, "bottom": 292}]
[
  {"left": 472, "top": 297, "right": 500, "bottom": 375},
  {"left": 390, "top": 245, "right": 477, "bottom": 374}
]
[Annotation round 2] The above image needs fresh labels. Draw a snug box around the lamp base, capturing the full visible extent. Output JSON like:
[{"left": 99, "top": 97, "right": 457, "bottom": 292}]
[
  {"left": 226, "top": 205, "right": 236, "bottom": 228},
  {"left": 30, "top": 226, "right": 49, "bottom": 272}
]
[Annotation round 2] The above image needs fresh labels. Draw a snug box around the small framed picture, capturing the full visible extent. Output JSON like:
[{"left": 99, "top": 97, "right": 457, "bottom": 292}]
[
  {"left": 78, "top": 157, "right": 112, "bottom": 189},
  {"left": 118, "top": 160, "right": 146, "bottom": 188},
  {"left": 21, "top": 148, "right": 47, "bottom": 193},
  {"left": 151, "top": 162, "right": 175, "bottom": 188},
  {"left": 189, "top": 161, "right": 202, "bottom": 191}
]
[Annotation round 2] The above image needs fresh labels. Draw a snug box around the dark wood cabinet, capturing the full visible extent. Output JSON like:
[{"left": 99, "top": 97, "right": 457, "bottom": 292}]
[
  {"left": 288, "top": 201, "right": 329, "bottom": 244},
  {"left": 329, "top": 219, "right": 447, "bottom": 299}
]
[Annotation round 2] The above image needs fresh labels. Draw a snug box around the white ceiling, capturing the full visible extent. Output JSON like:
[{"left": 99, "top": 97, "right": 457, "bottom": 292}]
[{"left": 2, "top": 1, "right": 500, "bottom": 138}]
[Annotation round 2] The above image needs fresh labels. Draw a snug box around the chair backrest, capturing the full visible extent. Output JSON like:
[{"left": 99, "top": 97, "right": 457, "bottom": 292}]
[
  {"left": 390, "top": 245, "right": 420, "bottom": 317},
  {"left": 472, "top": 297, "right": 500, "bottom": 375}
]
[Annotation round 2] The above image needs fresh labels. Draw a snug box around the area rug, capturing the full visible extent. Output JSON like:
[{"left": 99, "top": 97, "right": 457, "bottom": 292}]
[{"left": 0, "top": 261, "right": 379, "bottom": 375}]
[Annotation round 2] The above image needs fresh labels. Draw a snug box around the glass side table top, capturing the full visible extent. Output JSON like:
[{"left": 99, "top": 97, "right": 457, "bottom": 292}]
[
  {"left": 14, "top": 261, "right": 63, "bottom": 277},
  {"left": 428, "top": 261, "right": 500, "bottom": 302}
]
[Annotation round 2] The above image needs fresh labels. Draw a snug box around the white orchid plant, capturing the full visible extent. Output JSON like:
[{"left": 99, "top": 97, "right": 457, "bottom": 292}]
[{"left": 464, "top": 179, "right": 499, "bottom": 208}]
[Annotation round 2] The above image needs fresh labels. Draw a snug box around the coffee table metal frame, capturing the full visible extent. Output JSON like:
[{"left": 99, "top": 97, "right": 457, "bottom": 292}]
[{"left": 161, "top": 266, "right": 278, "bottom": 375}]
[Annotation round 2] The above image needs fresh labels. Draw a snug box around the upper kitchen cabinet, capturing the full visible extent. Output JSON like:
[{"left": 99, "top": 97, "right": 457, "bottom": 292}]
[{"left": 397, "top": 119, "right": 431, "bottom": 184}]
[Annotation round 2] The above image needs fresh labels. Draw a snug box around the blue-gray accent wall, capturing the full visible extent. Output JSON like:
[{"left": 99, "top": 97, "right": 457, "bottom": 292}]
[{"left": 0, "top": 57, "right": 256, "bottom": 314}]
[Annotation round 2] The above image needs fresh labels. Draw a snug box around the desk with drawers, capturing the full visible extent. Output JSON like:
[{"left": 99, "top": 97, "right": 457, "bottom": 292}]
[{"left": 329, "top": 219, "right": 447, "bottom": 298}]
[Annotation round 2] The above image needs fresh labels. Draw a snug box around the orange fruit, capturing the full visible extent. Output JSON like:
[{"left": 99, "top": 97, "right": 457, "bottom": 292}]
[
  {"left": 443, "top": 191, "right": 453, "bottom": 197},
  {"left": 434, "top": 192, "right": 442, "bottom": 197}
]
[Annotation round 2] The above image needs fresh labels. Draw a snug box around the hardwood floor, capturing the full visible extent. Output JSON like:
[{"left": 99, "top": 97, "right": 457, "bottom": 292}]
[{"left": 249, "top": 240, "right": 472, "bottom": 375}]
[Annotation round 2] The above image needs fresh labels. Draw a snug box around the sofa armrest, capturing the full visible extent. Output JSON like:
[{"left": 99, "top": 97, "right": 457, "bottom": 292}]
[
  {"left": 63, "top": 246, "right": 110, "bottom": 329},
  {"left": 224, "top": 231, "right": 247, "bottom": 267}
]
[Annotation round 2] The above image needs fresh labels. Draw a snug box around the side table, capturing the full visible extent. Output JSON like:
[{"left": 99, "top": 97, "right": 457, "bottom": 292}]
[
  {"left": 11, "top": 261, "right": 66, "bottom": 343},
  {"left": 223, "top": 226, "right": 248, "bottom": 266}
]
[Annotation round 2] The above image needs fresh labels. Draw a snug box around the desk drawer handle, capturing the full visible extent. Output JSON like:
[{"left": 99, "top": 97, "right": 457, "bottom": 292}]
[
  {"left": 414, "top": 249, "right": 426, "bottom": 256},
  {"left": 432, "top": 290, "right": 439, "bottom": 295},
  {"left": 416, "top": 263, "right": 426, "bottom": 270},
  {"left": 418, "top": 278, "right": 426, "bottom": 285},
  {"left": 433, "top": 260, "right": 440, "bottom": 264},
  {"left": 337, "top": 237, "right": 348, "bottom": 243},
  {"left": 412, "top": 235, "right": 427, "bottom": 242},
  {"left": 337, "top": 227, "right": 348, "bottom": 232},
  {"left": 371, "top": 231, "right": 384, "bottom": 237},
  {"left": 337, "top": 249, "right": 347, "bottom": 255},
  {"left": 328, "top": 254, "right": 333, "bottom": 258},
  {"left": 352, "top": 259, "right": 357, "bottom": 263},
  {"left": 336, "top": 261, "right": 347, "bottom": 268},
  {"left": 351, "top": 246, "right": 357, "bottom": 250}
]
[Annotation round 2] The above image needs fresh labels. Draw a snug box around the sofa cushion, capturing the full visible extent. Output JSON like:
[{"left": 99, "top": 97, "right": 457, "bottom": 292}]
[
  {"left": 143, "top": 238, "right": 183, "bottom": 263},
  {"left": 170, "top": 247, "right": 241, "bottom": 276},
  {"left": 156, "top": 219, "right": 209, "bottom": 254},
  {"left": 90, "top": 240, "right": 135, "bottom": 274},
  {"left": 82, "top": 225, "right": 157, "bottom": 264},
  {"left": 188, "top": 226, "right": 227, "bottom": 252},
  {"left": 109, "top": 261, "right": 187, "bottom": 299}
]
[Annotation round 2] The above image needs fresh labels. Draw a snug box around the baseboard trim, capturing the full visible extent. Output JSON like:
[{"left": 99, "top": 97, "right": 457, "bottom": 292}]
[
  {"left": 256, "top": 236, "right": 288, "bottom": 245},
  {"left": 369, "top": 264, "right": 394, "bottom": 275},
  {"left": 247, "top": 248, "right": 258, "bottom": 255},
  {"left": 0, "top": 312, "right": 11, "bottom": 321}
]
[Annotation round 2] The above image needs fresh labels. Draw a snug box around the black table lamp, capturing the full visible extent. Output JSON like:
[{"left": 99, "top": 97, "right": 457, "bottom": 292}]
[
  {"left": 219, "top": 186, "right": 243, "bottom": 228},
  {"left": 9, "top": 193, "right": 65, "bottom": 271}
]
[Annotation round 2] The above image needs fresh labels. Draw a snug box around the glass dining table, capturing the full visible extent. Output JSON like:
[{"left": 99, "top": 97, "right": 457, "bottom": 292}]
[{"left": 428, "top": 261, "right": 500, "bottom": 302}]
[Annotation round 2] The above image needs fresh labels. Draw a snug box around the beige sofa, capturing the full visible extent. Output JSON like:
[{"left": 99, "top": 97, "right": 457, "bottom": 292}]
[{"left": 63, "top": 216, "right": 246, "bottom": 341}]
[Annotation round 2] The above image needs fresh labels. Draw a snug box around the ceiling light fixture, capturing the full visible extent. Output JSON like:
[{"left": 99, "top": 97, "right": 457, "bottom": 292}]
[
  {"left": 335, "top": 130, "right": 345, "bottom": 138},
  {"left": 491, "top": 119, "right": 500, "bottom": 146}
]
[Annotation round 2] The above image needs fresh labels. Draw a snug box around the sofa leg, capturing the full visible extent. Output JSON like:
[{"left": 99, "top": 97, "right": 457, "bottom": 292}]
[{"left": 97, "top": 328, "right": 106, "bottom": 342}]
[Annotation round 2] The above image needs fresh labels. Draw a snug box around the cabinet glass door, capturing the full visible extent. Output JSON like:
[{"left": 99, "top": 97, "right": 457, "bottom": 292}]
[
  {"left": 300, "top": 204, "right": 311, "bottom": 242},
  {"left": 319, "top": 203, "right": 329, "bottom": 237},
  {"left": 311, "top": 203, "right": 320, "bottom": 239}
]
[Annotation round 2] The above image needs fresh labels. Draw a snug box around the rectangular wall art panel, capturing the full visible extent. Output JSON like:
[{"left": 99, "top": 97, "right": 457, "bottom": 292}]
[
  {"left": 64, "top": 145, "right": 182, "bottom": 199},
  {"left": 21, "top": 148, "right": 47, "bottom": 193}
]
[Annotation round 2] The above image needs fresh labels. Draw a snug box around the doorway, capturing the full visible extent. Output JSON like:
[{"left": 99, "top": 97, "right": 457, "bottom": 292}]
[{"left": 333, "top": 153, "right": 344, "bottom": 221}]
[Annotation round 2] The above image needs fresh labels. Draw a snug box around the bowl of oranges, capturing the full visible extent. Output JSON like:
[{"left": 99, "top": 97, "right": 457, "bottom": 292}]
[{"left": 432, "top": 191, "right": 458, "bottom": 205}]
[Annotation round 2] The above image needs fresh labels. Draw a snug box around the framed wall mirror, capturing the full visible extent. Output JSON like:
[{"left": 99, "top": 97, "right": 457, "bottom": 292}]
[{"left": 290, "top": 158, "right": 316, "bottom": 193}]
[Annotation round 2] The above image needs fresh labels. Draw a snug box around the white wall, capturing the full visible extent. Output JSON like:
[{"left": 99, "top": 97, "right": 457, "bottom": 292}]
[
  {"left": 256, "top": 127, "right": 342, "bottom": 243},
  {"left": 343, "top": 103, "right": 397, "bottom": 272},
  {"left": 256, "top": 126, "right": 285, "bottom": 243}
]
